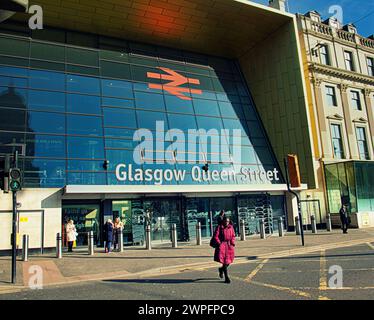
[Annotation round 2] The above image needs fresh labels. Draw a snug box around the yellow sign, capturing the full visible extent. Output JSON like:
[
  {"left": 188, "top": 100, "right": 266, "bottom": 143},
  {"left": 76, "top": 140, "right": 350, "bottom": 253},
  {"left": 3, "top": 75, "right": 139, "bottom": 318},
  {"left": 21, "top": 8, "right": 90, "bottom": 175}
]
[{"left": 20, "top": 217, "right": 28, "bottom": 223}]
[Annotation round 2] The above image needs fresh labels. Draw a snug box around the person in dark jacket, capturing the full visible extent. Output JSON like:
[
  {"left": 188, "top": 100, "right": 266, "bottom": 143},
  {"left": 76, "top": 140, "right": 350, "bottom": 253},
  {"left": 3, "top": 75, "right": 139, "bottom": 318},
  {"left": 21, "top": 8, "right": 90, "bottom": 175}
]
[
  {"left": 213, "top": 217, "right": 235, "bottom": 284},
  {"left": 104, "top": 219, "right": 114, "bottom": 253},
  {"left": 339, "top": 205, "right": 349, "bottom": 234},
  {"left": 216, "top": 210, "right": 226, "bottom": 226}
]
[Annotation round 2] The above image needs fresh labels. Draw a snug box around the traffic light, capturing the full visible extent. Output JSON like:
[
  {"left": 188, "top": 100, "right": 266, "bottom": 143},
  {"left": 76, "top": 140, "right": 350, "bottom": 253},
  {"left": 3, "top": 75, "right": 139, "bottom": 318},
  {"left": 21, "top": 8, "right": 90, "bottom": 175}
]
[
  {"left": 287, "top": 154, "right": 301, "bottom": 188},
  {"left": 9, "top": 167, "right": 22, "bottom": 191}
]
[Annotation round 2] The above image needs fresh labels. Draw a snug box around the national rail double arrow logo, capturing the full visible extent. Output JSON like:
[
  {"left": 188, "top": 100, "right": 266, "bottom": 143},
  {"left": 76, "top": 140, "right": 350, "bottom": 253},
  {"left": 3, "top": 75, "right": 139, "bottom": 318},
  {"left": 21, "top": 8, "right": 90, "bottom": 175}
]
[{"left": 147, "top": 67, "right": 202, "bottom": 101}]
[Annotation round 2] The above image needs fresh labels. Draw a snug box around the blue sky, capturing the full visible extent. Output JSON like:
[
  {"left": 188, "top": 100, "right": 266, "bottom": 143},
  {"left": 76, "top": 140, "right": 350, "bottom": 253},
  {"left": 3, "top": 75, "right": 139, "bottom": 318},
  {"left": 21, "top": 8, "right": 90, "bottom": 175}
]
[{"left": 251, "top": 0, "right": 373, "bottom": 37}]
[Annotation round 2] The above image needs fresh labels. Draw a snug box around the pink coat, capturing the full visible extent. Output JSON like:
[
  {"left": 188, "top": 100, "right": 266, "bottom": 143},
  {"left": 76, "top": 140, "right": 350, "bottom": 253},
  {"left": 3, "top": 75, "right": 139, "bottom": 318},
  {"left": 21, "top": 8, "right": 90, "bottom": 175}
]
[{"left": 213, "top": 224, "right": 236, "bottom": 265}]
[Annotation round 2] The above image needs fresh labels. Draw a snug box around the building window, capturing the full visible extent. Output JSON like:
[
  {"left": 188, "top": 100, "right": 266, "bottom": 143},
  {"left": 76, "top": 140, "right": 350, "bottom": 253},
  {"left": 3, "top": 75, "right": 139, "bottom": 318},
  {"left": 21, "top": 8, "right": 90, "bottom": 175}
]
[
  {"left": 356, "top": 127, "right": 370, "bottom": 160},
  {"left": 331, "top": 124, "right": 345, "bottom": 159},
  {"left": 367, "top": 57, "right": 374, "bottom": 77},
  {"left": 350, "top": 90, "right": 362, "bottom": 110},
  {"left": 319, "top": 45, "right": 330, "bottom": 65},
  {"left": 325, "top": 86, "right": 337, "bottom": 106},
  {"left": 344, "top": 51, "right": 354, "bottom": 71}
]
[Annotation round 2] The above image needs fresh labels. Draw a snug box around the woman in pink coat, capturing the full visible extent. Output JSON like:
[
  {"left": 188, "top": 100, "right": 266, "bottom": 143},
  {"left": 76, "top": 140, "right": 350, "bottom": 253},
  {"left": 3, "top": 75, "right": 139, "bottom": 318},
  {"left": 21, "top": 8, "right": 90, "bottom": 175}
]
[{"left": 213, "top": 217, "right": 235, "bottom": 283}]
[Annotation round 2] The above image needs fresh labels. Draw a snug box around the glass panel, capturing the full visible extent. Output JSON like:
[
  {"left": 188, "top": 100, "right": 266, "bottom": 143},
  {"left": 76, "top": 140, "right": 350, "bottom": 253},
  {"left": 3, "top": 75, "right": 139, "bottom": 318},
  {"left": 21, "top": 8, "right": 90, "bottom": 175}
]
[
  {"left": 135, "top": 91, "right": 165, "bottom": 111},
  {"left": 0, "top": 76, "right": 27, "bottom": 88},
  {"left": 0, "top": 38, "right": 29, "bottom": 57},
  {"left": 66, "top": 74, "right": 100, "bottom": 95},
  {"left": 68, "top": 160, "right": 104, "bottom": 171},
  {"left": 325, "top": 164, "right": 342, "bottom": 213},
  {"left": 105, "top": 149, "right": 135, "bottom": 171},
  {"left": 28, "top": 90, "right": 65, "bottom": 112},
  {"left": 102, "top": 97, "right": 135, "bottom": 109},
  {"left": 29, "top": 70, "right": 65, "bottom": 91},
  {"left": 0, "top": 66, "right": 28, "bottom": 77},
  {"left": 24, "top": 159, "right": 65, "bottom": 187},
  {"left": 136, "top": 110, "right": 168, "bottom": 130},
  {"left": 66, "top": 47, "right": 99, "bottom": 67},
  {"left": 164, "top": 94, "right": 194, "bottom": 114},
  {"left": 355, "top": 162, "right": 374, "bottom": 211},
  {"left": 66, "top": 65, "right": 99, "bottom": 76},
  {"left": 27, "top": 111, "right": 65, "bottom": 134},
  {"left": 67, "top": 172, "right": 107, "bottom": 185},
  {"left": 0, "top": 87, "right": 27, "bottom": 108},
  {"left": 0, "top": 108, "right": 26, "bottom": 131},
  {"left": 26, "top": 134, "right": 66, "bottom": 157},
  {"left": 67, "top": 136, "right": 104, "bottom": 159},
  {"left": 167, "top": 114, "right": 197, "bottom": 131},
  {"left": 186, "top": 198, "right": 211, "bottom": 240},
  {"left": 67, "top": 115, "right": 103, "bottom": 136},
  {"left": 102, "top": 79, "right": 133, "bottom": 99},
  {"left": 103, "top": 108, "right": 137, "bottom": 128},
  {"left": 67, "top": 94, "right": 101, "bottom": 115},
  {"left": 193, "top": 99, "right": 220, "bottom": 117},
  {"left": 196, "top": 116, "right": 224, "bottom": 131},
  {"left": 104, "top": 127, "right": 137, "bottom": 139},
  {"left": 30, "top": 42, "right": 65, "bottom": 62},
  {"left": 101, "top": 61, "right": 131, "bottom": 79}
]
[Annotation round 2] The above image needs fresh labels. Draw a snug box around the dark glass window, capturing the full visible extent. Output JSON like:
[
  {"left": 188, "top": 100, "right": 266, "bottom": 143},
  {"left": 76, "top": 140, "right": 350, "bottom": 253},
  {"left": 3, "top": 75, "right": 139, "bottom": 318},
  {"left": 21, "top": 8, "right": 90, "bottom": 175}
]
[
  {"left": 344, "top": 51, "right": 355, "bottom": 71},
  {"left": 356, "top": 127, "right": 370, "bottom": 160},
  {"left": 0, "top": 108, "right": 26, "bottom": 131},
  {"left": 66, "top": 74, "right": 100, "bottom": 95},
  {"left": 103, "top": 108, "right": 137, "bottom": 128},
  {"left": 30, "top": 42, "right": 65, "bottom": 62},
  {"left": 67, "top": 115, "right": 103, "bottom": 136},
  {"left": 0, "top": 66, "right": 28, "bottom": 77},
  {"left": 219, "top": 101, "right": 244, "bottom": 119},
  {"left": 0, "top": 132, "right": 25, "bottom": 148},
  {"left": 0, "top": 76, "right": 27, "bottom": 88},
  {"left": 0, "top": 87, "right": 27, "bottom": 108},
  {"left": 27, "top": 111, "right": 65, "bottom": 134},
  {"left": 367, "top": 57, "right": 374, "bottom": 77},
  {"left": 135, "top": 91, "right": 165, "bottom": 111},
  {"left": 0, "top": 38, "right": 29, "bottom": 57},
  {"left": 247, "top": 121, "right": 263, "bottom": 138},
  {"left": 100, "top": 49, "right": 129, "bottom": 63},
  {"left": 350, "top": 91, "right": 362, "bottom": 110},
  {"left": 24, "top": 159, "right": 66, "bottom": 187},
  {"left": 223, "top": 119, "right": 249, "bottom": 134},
  {"left": 26, "top": 134, "right": 66, "bottom": 157},
  {"left": 319, "top": 45, "right": 330, "bottom": 65},
  {"left": 101, "top": 61, "right": 131, "bottom": 79},
  {"left": 131, "top": 65, "right": 162, "bottom": 83},
  {"left": 102, "top": 79, "right": 133, "bottom": 99},
  {"left": 67, "top": 47, "right": 99, "bottom": 67},
  {"left": 29, "top": 70, "right": 65, "bottom": 91},
  {"left": 102, "top": 97, "right": 135, "bottom": 109},
  {"left": 331, "top": 123, "right": 345, "bottom": 159},
  {"left": 67, "top": 136, "right": 104, "bottom": 159},
  {"left": 30, "top": 60, "right": 65, "bottom": 72},
  {"left": 67, "top": 94, "right": 101, "bottom": 115},
  {"left": 325, "top": 86, "right": 337, "bottom": 107},
  {"left": 28, "top": 90, "right": 65, "bottom": 112}
]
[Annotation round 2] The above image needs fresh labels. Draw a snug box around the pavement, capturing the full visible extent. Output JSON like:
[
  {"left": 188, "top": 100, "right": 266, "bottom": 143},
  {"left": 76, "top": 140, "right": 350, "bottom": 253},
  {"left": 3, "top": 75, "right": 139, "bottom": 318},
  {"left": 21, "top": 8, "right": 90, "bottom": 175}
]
[{"left": 0, "top": 227, "right": 373, "bottom": 297}]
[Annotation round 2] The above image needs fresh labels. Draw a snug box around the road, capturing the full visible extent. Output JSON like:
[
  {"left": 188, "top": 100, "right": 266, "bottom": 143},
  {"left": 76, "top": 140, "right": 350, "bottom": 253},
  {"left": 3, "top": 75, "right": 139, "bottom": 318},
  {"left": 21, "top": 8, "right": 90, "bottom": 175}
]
[{"left": 1, "top": 242, "right": 373, "bottom": 300}]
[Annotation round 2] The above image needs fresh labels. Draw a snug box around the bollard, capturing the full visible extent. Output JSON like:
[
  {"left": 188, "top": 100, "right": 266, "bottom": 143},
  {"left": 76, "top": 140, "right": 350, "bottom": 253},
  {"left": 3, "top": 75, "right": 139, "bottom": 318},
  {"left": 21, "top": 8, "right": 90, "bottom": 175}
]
[
  {"left": 171, "top": 224, "right": 177, "bottom": 248},
  {"left": 196, "top": 222, "right": 202, "bottom": 245},
  {"left": 240, "top": 219, "right": 246, "bottom": 241},
  {"left": 311, "top": 215, "right": 317, "bottom": 234},
  {"left": 88, "top": 231, "right": 94, "bottom": 255},
  {"left": 119, "top": 227, "right": 124, "bottom": 252},
  {"left": 278, "top": 217, "right": 284, "bottom": 237},
  {"left": 259, "top": 218, "right": 266, "bottom": 239},
  {"left": 295, "top": 216, "right": 301, "bottom": 235},
  {"left": 326, "top": 214, "right": 332, "bottom": 232},
  {"left": 22, "top": 234, "right": 29, "bottom": 262},
  {"left": 145, "top": 224, "right": 152, "bottom": 250},
  {"left": 56, "top": 233, "right": 62, "bottom": 259}
]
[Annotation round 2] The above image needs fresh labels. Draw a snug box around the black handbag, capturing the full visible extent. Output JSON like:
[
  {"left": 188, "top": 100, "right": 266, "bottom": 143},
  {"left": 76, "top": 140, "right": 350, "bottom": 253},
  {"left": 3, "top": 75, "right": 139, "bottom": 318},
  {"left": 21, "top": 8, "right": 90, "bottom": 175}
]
[{"left": 210, "top": 227, "right": 222, "bottom": 248}]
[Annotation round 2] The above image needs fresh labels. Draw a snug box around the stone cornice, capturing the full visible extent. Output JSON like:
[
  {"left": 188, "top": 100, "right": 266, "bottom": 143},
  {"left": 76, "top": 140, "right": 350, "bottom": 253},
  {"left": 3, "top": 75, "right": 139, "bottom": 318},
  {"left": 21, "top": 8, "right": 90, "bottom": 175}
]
[{"left": 309, "top": 63, "right": 374, "bottom": 86}]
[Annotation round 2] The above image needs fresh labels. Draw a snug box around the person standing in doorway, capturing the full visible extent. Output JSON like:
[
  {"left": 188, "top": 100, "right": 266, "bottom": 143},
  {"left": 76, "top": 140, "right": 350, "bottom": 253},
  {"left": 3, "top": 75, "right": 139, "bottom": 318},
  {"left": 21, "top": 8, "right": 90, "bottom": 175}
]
[
  {"left": 339, "top": 204, "right": 349, "bottom": 234},
  {"left": 104, "top": 219, "right": 114, "bottom": 253},
  {"left": 65, "top": 219, "right": 77, "bottom": 252},
  {"left": 113, "top": 217, "right": 124, "bottom": 251},
  {"left": 216, "top": 210, "right": 226, "bottom": 226},
  {"left": 213, "top": 216, "right": 235, "bottom": 284}
]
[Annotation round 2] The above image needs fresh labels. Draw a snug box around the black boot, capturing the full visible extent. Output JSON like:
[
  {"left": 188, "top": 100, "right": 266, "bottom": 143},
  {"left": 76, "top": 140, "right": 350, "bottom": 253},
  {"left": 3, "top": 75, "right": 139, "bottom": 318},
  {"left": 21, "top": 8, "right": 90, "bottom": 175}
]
[
  {"left": 223, "top": 265, "right": 231, "bottom": 284},
  {"left": 218, "top": 267, "right": 223, "bottom": 279}
]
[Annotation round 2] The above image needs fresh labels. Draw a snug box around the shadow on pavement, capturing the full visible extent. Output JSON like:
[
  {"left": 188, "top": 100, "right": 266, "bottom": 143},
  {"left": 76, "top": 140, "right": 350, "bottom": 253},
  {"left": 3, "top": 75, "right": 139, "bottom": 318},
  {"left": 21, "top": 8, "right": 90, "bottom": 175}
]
[{"left": 102, "top": 278, "right": 222, "bottom": 284}]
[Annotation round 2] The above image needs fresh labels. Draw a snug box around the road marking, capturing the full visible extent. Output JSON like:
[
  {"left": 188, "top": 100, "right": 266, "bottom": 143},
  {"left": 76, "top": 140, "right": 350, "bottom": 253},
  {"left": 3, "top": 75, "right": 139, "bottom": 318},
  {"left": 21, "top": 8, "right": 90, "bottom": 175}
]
[
  {"left": 367, "top": 242, "right": 374, "bottom": 250},
  {"left": 244, "top": 259, "right": 269, "bottom": 282},
  {"left": 319, "top": 249, "right": 328, "bottom": 291}
]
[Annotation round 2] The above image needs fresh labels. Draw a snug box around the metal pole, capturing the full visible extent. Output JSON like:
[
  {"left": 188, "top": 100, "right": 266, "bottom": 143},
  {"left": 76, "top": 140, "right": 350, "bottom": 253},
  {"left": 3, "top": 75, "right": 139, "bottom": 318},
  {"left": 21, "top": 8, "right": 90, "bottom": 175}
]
[
  {"left": 295, "top": 216, "right": 301, "bottom": 235},
  {"left": 311, "top": 215, "right": 317, "bottom": 234},
  {"left": 145, "top": 224, "right": 151, "bottom": 250},
  {"left": 284, "top": 158, "right": 305, "bottom": 246},
  {"left": 88, "top": 231, "right": 94, "bottom": 255},
  {"left": 196, "top": 222, "right": 202, "bottom": 245},
  {"left": 171, "top": 223, "right": 177, "bottom": 248},
  {"left": 56, "top": 233, "right": 62, "bottom": 259},
  {"left": 278, "top": 217, "right": 284, "bottom": 237},
  {"left": 11, "top": 190, "right": 17, "bottom": 284},
  {"left": 259, "top": 218, "right": 266, "bottom": 239},
  {"left": 326, "top": 214, "right": 332, "bottom": 232},
  {"left": 119, "top": 227, "right": 124, "bottom": 253},
  {"left": 22, "top": 234, "right": 29, "bottom": 262},
  {"left": 240, "top": 219, "right": 246, "bottom": 241}
]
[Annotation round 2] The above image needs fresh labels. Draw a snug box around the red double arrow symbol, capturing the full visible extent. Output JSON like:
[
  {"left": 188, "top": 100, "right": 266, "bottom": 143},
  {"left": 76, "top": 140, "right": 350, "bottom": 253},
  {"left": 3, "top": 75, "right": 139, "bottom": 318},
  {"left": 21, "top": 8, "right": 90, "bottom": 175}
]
[{"left": 147, "top": 67, "right": 202, "bottom": 100}]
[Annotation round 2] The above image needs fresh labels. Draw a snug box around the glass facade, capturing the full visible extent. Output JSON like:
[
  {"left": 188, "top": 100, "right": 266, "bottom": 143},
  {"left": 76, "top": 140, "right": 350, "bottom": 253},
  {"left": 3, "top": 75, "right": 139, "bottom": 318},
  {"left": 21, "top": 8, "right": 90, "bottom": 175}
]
[
  {"left": 325, "top": 161, "right": 374, "bottom": 214},
  {"left": 0, "top": 33, "right": 282, "bottom": 188}
]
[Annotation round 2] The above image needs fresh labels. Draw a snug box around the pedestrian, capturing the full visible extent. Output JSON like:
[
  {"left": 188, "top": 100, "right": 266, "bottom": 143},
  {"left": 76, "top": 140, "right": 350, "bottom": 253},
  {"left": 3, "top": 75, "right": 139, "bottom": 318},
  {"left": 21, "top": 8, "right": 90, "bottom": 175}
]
[
  {"left": 216, "top": 210, "right": 226, "bottom": 226},
  {"left": 65, "top": 219, "right": 77, "bottom": 252},
  {"left": 104, "top": 219, "right": 114, "bottom": 253},
  {"left": 113, "top": 217, "right": 124, "bottom": 251},
  {"left": 213, "top": 216, "right": 235, "bottom": 284},
  {"left": 339, "top": 204, "right": 350, "bottom": 234}
]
